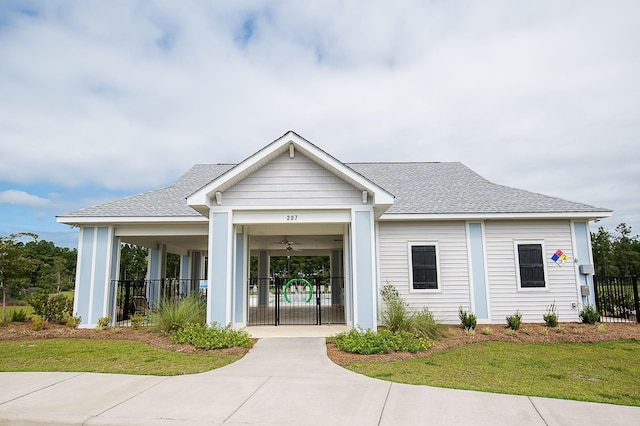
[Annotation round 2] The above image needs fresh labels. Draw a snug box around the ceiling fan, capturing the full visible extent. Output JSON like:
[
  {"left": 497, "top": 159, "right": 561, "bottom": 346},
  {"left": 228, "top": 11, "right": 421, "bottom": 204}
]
[{"left": 274, "top": 237, "right": 299, "bottom": 246}]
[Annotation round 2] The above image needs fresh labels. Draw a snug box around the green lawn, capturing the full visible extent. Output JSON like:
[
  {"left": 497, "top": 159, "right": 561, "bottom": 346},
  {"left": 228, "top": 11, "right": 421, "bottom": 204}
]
[
  {"left": 345, "top": 339, "right": 640, "bottom": 406},
  {"left": 0, "top": 339, "right": 242, "bottom": 375}
]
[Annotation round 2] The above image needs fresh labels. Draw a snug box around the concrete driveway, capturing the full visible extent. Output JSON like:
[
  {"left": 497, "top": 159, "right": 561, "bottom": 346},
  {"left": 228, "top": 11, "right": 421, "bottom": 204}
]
[{"left": 0, "top": 336, "right": 638, "bottom": 425}]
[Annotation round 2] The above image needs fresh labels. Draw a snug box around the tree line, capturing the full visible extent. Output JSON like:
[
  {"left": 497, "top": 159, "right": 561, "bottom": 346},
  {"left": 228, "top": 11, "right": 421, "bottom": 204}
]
[
  {"left": 591, "top": 223, "right": 640, "bottom": 276},
  {"left": 0, "top": 233, "right": 77, "bottom": 302}
]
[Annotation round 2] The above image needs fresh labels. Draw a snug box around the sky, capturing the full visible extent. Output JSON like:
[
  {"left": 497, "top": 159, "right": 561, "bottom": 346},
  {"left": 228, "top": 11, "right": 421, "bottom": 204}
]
[{"left": 1, "top": 0, "right": 639, "bottom": 248}]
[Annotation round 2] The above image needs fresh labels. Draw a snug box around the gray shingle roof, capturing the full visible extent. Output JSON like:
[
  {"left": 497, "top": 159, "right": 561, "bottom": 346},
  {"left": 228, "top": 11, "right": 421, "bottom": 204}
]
[
  {"left": 348, "top": 162, "right": 607, "bottom": 214},
  {"left": 59, "top": 162, "right": 609, "bottom": 218}
]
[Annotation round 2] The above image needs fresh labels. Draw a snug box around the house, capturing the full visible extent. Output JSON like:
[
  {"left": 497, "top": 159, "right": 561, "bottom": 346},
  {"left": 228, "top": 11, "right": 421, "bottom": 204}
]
[{"left": 57, "top": 131, "right": 611, "bottom": 329}]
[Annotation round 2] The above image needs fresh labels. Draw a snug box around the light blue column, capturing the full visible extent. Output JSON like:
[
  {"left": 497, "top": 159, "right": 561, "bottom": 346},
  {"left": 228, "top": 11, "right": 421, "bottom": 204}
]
[
  {"left": 258, "top": 251, "right": 269, "bottom": 306},
  {"left": 73, "top": 226, "right": 118, "bottom": 327},
  {"left": 234, "top": 229, "right": 244, "bottom": 325},
  {"left": 147, "top": 245, "right": 166, "bottom": 308},
  {"left": 106, "top": 235, "right": 120, "bottom": 322},
  {"left": 574, "top": 222, "right": 596, "bottom": 306},
  {"left": 331, "top": 250, "right": 344, "bottom": 305},
  {"left": 208, "top": 212, "right": 231, "bottom": 326},
  {"left": 468, "top": 223, "right": 489, "bottom": 320},
  {"left": 74, "top": 227, "right": 95, "bottom": 325},
  {"left": 180, "top": 254, "right": 191, "bottom": 296},
  {"left": 354, "top": 211, "right": 375, "bottom": 329}
]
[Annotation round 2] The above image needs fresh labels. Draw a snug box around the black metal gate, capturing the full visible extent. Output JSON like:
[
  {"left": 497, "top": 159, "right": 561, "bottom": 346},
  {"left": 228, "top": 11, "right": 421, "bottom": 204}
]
[
  {"left": 594, "top": 275, "right": 640, "bottom": 323},
  {"left": 248, "top": 276, "right": 345, "bottom": 326}
]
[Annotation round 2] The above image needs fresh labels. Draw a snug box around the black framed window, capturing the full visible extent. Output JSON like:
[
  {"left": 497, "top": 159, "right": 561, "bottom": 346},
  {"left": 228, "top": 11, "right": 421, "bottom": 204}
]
[
  {"left": 517, "top": 244, "right": 545, "bottom": 288},
  {"left": 411, "top": 245, "right": 438, "bottom": 290}
]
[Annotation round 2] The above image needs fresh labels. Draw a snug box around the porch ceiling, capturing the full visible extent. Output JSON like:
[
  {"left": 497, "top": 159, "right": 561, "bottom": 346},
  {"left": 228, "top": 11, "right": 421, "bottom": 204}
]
[{"left": 120, "top": 235, "right": 208, "bottom": 254}]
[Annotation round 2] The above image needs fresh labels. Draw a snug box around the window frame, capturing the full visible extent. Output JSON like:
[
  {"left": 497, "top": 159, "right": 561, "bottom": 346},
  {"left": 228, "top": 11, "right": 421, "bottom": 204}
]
[
  {"left": 408, "top": 241, "right": 441, "bottom": 293},
  {"left": 513, "top": 240, "right": 549, "bottom": 291}
]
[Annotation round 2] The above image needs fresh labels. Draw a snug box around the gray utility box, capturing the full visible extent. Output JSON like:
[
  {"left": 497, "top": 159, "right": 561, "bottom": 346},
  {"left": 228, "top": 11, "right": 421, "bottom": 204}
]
[
  {"left": 581, "top": 286, "right": 590, "bottom": 296},
  {"left": 579, "top": 264, "right": 594, "bottom": 275}
]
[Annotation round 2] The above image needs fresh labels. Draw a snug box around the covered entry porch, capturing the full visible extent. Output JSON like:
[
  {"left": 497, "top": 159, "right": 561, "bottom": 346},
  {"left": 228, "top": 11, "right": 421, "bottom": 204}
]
[{"left": 246, "top": 225, "right": 348, "bottom": 326}]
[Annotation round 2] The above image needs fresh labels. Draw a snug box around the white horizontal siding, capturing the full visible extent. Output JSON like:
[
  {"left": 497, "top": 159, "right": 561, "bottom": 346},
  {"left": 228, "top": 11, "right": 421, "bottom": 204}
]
[
  {"left": 378, "top": 221, "right": 470, "bottom": 324},
  {"left": 484, "top": 220, "right": 580, "bottom": 323},
  {"left": 223, "top": 152, "right": 364, "bottom": 207}
]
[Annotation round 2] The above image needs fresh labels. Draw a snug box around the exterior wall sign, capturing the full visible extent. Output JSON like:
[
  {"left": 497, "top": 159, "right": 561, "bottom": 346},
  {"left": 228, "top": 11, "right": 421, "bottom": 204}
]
[{"left": 551, "top": 249, "right": 568, "bottom": 265}]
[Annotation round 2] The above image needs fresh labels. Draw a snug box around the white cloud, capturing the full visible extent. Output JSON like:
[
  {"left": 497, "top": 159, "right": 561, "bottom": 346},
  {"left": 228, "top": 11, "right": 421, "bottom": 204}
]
[
  {"left": 0, "top": 0, "right": 638, "bottom": 233},
  {"left": 0, "top": 190, "right": 51, "bottom": 207}
]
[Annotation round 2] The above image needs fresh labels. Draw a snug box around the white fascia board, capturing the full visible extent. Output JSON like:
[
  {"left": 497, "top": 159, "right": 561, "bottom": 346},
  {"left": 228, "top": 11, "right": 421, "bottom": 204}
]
[
  {"left": 186, "top": 131, "right": 395, "bottom": 212},
  {"left": 379, "top": 211, "right": 613, "bottom": 221},
  {"left": 56, "top": 215, "right": 208, "bottom": 225}
]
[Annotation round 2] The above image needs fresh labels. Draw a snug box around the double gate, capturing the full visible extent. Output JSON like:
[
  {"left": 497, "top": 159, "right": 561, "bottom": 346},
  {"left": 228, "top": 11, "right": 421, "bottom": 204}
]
[
  {"left": 248, "top": 276, "right": 345, "bottom": 326},
  {"left": 594, "top": 275, "right": 640, "bottom": 323}
]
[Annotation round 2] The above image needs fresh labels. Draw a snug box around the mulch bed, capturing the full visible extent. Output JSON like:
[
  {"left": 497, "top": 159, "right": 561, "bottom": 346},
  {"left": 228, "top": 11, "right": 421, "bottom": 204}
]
[
  {"left": 2, "top": 321, "right": 638, "bottom": 365},
  {"left": 0, "top": 322, "right": 250, "bottom": 357},
  {"left": 326, "top": 322, "right": 640, "bottom": 366}
]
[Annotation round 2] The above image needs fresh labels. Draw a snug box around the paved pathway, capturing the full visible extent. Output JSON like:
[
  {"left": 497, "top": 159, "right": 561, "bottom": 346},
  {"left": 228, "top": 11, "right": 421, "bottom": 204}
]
[{"left": 1, "top": 337, "right": 638, "bottom": 425}]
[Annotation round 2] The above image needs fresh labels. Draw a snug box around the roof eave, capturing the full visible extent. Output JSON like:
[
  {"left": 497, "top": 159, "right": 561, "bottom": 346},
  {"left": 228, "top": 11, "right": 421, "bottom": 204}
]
[
  {"left": 56, "top": 215, "right": 208, "bottom": 226},
  {"left": 378, "top": 211, "right": 613, "bottom": 221}
]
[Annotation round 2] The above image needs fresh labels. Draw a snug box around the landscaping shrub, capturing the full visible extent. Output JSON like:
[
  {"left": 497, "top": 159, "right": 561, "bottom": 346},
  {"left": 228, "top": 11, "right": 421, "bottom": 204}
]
[
  {"left": 379, "top": 284, "right": 443, "bottom": 339},
  {"left": 28, "top": 291, "right": 72, "bottom": 323},
  {"left": 379, "top": 284, "right": 412, "bottom": 332},
  {"left": 579, "top": 305, "right": 600, "bottom": 324},
  {"left": 31, "top": 315, "right": 48, "bottom": 331},
  {"left": 130, "top": 314, "right": 145, "bottom": 330},
  {"left": 66, "top": 315, "right": 81, "bottom": 329},
  {"left": 9, "top": 309, "right": 29, "bottom": 322},
  {"left": 506, "top": 310, "right": 522, "bottom": 330},
  {"left": 334, "top": 328, "right": 434, "bottom": 354},
  {"left": 412, "top": 307, "right": 444, "bottom": 340},
  {"left": 458, "top": 306, "right": 477, "bottom": 330},
  {"left": 170, "top": 322, "right": 254, "bottom": 350},
  {"left": 150, "top": 294, "right": 206, "bottom": 334},
  {"left": 95, "top": 316, "right": 112, "bottom": 330},
  {"left": 543, "top": 302, "right": 558, "bottom": 327}
]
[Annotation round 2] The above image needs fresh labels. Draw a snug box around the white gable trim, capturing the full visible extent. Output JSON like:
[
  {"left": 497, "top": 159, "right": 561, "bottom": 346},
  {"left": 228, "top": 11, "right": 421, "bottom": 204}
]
[{"left": 186, "top": 131, "right": 394, "bottom": 216}]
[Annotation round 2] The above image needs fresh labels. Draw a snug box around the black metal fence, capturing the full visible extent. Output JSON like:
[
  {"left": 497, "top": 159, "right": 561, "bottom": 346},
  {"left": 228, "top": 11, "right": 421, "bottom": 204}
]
[
  {"left": 247, "top": 276, "right": 345, "bottom": 326},
  {"left": 593, "top": 275, "right": 640, "bottom": 323},
  {"left": 113, "top": 279, "right": 202, "bottom": 325}
]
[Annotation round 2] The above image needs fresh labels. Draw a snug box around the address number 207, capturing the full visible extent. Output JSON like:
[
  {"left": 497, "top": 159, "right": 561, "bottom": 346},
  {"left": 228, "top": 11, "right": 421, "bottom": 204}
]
[{"left": 286, "top": 215, "right": 298, "bottom": 221}]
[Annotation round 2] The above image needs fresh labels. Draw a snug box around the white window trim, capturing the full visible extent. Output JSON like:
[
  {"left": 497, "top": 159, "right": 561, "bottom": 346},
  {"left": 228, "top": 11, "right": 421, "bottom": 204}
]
[
  {"left": 408, "top": 241, "right": 442, "bottom": 293},
  {"left": 513, "top": 240, "right": 549, "bottom": 291}
]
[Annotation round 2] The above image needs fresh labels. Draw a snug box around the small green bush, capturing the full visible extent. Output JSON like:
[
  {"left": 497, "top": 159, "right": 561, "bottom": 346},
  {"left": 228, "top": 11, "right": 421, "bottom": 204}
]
[
  {"left": 458, "top": 306, "right": 477, "bottom": 330},
  {"left": 31, "top": 315, "right": 48, "bottom": 331},
  {"left": 411, "top": 308, "right": 444, "bottom": 340},
  {"left": 579, "top": 305, "right": 600, "bottom": 324},
  {"left": 543, "top": 302, "right": 558, "bottom": 327},
  {"left": 28, "top": 291, "right": 72, "bottom": 323},
  {"left": 94, "top": 316, "right": 112, "bottom": 331},
  {"left": 379, "top": 284, "right": 412, "bottom": 332},
  {"left": 130, "top": 314, "right": 145, "bottom": 330},
  {"left": 379, "top": 284, "right": 443, "bottom": 340},
  {"left": 334, "top": 328, "right": 434, "bottom": 354},
  {"left": 506, "top": 310, "right": 522, "bottom": 330},
  {"left": 171, "top": 322, "right": 254, "bottom": 350},
  {"left": 150, "top": 295, "right": 206, "bottom": 334},
  {"left": 9, "top": 309, "right": 29, "bottom": 322},
  {"left": 482, "top": 327, "right": 493, "bottom": 336},
  {"left": 66, "top": 316, "right": 81, "bottom": 329}
]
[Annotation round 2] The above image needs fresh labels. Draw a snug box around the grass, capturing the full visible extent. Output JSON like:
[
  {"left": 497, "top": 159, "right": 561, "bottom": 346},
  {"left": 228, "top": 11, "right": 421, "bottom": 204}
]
[
  {"left": 0, "top": 339, "right": 242, "bottom": 375},
  {"left": 2, "top": 305, "right": 35, "bottom": 318},
  {"left": 343, "top": 339, "right": 640, "bottom": 406}
]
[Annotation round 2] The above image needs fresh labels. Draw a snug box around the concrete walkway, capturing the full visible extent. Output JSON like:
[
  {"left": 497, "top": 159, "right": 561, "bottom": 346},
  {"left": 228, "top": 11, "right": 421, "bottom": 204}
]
[{"left": 1, "top": 337, "right": 638, "bottom": 425}]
